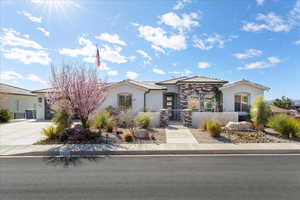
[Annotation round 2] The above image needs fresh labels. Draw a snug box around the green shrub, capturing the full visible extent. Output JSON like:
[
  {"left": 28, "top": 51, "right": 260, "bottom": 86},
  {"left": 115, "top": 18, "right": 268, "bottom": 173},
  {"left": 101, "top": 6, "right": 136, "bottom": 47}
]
[
  {"left": 106, "top": 120, "right": 115, "bottom": 132},
  {"left": 0, "top": 109, "right": 10, "bottom": 123},
  {"left": 52, "top": 109, "right": 72, "bottom": 132},
  {"left": 135, "top": 114, "right": 152, "bottom": 129},
  {"left": 42, "top": 125, "right": 58, "bottom": 139},
  {"left": 268, "top": 114, "right": 300, "bottom": 137},
  {"left": 206, "top": 120, "right": 222, "bottom": 137},
  {"left": 251, "top": 96, "right": 271, "bottom": 129},
  {"left": 200, "top": 120, "right": 210, "bottom": 131},
  {"left": 94, "top": 112, "right": 114, "bottom": 130}
]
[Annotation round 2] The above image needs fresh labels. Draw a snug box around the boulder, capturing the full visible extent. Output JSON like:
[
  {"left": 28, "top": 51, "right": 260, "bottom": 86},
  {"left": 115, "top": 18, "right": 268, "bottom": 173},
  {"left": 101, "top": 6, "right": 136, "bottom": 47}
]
[{"left": 224, "top": 121, "right": 254, "bottom": 131}]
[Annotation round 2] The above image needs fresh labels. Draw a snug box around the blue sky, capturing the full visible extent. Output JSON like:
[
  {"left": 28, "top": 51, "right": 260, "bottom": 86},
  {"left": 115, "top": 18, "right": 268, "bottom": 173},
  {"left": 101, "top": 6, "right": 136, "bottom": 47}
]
[{"left": 0, "top": 0, "right": 299, "bottom": 100}]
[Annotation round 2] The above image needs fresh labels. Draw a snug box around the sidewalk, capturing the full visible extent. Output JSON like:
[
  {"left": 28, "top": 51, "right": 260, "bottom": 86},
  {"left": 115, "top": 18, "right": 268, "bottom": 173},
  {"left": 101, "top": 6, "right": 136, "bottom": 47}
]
[{"left": 1, "top": 143, "right": 300, "bottom": 156}]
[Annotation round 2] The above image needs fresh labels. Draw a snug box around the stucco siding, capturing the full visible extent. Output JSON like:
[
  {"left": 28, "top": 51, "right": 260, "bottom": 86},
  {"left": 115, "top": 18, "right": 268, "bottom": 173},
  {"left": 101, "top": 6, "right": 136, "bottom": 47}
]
[
  {"left": 98, "top": 85, "right": 145, "bottom": 112},
  {"left": 36, "top": 94, "right": 45, "bottom": 120},
  {"left": 192, "top": 112, "right": 239, "bottom": 128},
  {"left": 146, "top": 90, "right": 163, "bottom": 111},
  {"left": 164, "top": 85, "right": 178, "bottom": 93},
  {"left": 221, "top": 84, "right": 265, "bottom": 112}
]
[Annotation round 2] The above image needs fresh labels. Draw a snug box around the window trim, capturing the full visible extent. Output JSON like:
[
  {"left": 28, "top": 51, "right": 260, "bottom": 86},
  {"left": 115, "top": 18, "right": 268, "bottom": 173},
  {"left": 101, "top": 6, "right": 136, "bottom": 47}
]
[
  {"left": 118, "top": 93, "right": 132, "bottom": 110},
  {"left": 234, "top": 94, "right": 250, "bottom": 112}
]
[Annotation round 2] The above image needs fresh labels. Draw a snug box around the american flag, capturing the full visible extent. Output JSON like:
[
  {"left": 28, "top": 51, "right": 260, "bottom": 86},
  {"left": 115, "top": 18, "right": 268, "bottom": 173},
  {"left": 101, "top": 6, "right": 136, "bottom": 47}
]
[{"left": 96, "top": 47, "right": 101, "bottom": 68}]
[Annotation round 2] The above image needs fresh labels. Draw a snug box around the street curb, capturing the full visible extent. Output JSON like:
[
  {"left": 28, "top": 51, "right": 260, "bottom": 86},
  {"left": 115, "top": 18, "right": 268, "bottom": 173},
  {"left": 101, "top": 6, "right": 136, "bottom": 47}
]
[{"left": 4, "top": 149, "right": 300, "bottom": 157}]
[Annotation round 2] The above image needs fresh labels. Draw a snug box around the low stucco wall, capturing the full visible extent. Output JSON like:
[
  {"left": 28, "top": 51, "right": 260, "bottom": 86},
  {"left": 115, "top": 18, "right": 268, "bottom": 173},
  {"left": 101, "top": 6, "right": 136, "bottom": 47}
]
[
  {"left": 192, "top": 112, "right": 239, "bottom": 128},
  {"left": 138, "top": 112, "right": 160, "bottom": 128}
]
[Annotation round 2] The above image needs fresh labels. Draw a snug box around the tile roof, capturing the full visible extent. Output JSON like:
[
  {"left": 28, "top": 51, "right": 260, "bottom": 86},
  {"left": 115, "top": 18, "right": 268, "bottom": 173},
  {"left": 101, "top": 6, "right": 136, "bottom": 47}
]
[
  {"left": 177, "top": 76, "right": 228, "bottom": 83},
  {"left": 32, "top": 88, "right": 55, "bottom": 93},
  {"left": 157, "top": 76, "right": 187, "bottom": 84},
  {"left": 127, "top": 80, "right": 166, "bottom": 90},
  {"left": 0, "top": 83, "right": 36, "bottom": 96},
  {"left": 220, "top": 79, "right": 270, "bottom": 90}
]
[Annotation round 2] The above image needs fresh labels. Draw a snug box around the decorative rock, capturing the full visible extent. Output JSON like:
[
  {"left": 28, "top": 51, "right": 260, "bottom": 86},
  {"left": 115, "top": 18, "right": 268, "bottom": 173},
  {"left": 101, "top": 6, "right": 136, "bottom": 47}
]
[
  {"left": 133, "top": 129, "right": 149, "bottom": 139},
  {"left": 183, "top": 109, "right": 192, "bottom": 127},
  {"left": 160, "top": 109, "right": 169, "bottom": 127},
  {"left": 224, "top": 121, "right": 254, "bottom": 131}
]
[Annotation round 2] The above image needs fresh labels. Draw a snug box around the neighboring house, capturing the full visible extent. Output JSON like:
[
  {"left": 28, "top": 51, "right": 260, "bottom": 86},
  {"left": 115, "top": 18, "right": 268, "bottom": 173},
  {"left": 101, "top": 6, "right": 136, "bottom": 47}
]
[
  {"left": 33, "top": 76, "right": 269, "bottom": 121},
  {"left": 0, "top": 83, "right": 37, "bottom": 119}
]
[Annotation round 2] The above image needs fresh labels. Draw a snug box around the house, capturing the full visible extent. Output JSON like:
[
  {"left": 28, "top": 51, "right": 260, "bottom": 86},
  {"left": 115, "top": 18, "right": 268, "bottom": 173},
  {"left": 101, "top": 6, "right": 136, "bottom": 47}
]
[
  {"left": 98, "top": 76, "right": 269, "bottom": 120},
  {"left": 33, "top": 76, "right": 270, "bottom": 122},
  {"left": 0, "top": 83, "right": 37, "bottom": 119}
]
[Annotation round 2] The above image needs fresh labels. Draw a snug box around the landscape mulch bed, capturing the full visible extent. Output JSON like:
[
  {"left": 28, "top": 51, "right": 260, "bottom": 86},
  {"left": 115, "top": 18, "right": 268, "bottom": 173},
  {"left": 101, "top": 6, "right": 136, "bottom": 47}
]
[
  {"left": 36, "top": 128, "right": 166, "bottom": 145},
  {"left": 190, "top": 128, "right": 300, "bottom": 144}
]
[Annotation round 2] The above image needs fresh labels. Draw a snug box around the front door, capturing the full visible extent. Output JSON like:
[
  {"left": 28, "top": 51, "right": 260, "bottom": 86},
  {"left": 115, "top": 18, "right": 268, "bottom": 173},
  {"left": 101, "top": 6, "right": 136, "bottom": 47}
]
[{"left": 164, "top": 93, "right": 178, "bottom": 121}]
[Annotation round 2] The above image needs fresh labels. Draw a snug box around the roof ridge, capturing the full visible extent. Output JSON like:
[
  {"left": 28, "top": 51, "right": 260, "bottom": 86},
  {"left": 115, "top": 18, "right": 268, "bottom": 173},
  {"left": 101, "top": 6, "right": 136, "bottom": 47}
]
[
  {"left": 0, "top": 82, "right": 32, "bottom": 92},
  {"left": 158, "top": 76, "right": 187, "bottom": 83}
]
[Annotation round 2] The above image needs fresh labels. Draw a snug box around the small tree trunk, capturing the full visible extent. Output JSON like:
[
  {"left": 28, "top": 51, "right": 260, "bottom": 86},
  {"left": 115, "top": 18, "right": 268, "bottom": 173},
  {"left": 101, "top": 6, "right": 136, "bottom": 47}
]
[{"left": 81, "top": 117, "right": 88, "bottom": 128}]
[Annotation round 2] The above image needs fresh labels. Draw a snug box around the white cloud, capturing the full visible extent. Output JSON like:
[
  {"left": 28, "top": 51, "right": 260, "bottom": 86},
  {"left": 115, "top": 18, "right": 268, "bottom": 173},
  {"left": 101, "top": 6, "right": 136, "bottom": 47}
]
[
  {"left": 18, "top": 10, "right": 42, "bottom": 23},
  {"left": 295, "top": 40, "right": 300, "bottom": 45},
  {"left": 242, "top": 13, "right": 291, "bottom": 32},
  {"left": 169, "top": 69, "right": 192, "bottom": 76},
  {"left": 37, "top": 27, "right": 49, "bottom": 37},
  {"left": 0, "top": 71, "right": 23, "bottom": 81},
  {"left": 151, "top": 44, "right": 166, "bottom": 54},
  {"left": 290, "top": 0, "right": 300, "bottom": 21},
  {"left": 158, "top": 12, "right": 199, "bottom": 32},
  {"left": 107, "top": 70, "right": 118, "bottom": 76},
  {"left": 135, "top": 24, "right": 187, "bottom": 52},
  {"left": 126, "top": 71, "right": 139, "bottom": 79},
  {"left": 136, "top": 50, "right": 151, "bottom": 60},
  {"left": 237, "top": 56, "right": 281, "bottom": 70},
  {"left": 197, "top": 62, "right": 210, "bottom": 69},
  {"left": 193, "top": 34, "right": 225, "bottom": 50},
  {"left": 232, "top": 49, "right": 263, "bottom": 59},
  {"left": 95, "top": 33, "right": 127, "bottom": 46},
  {"left": 256, "top": 0, "right": 265, "bottom": 5},
  {"left": 152, "top": 68, "right": 166, "bottom": 75},
  {"left": 59, "top": 36, "right": 131, "bottom": 64},
  {"left": 267, "top": 56, "right": 280, "bottom": 64},
  {"left": 136, "top": 49, "right": 151, "bottom": 64},
  {"left": 173, "top": 0, "right": 192, "bottom": 10},
  {"left": 26, "top": 74, "right": 47, "bottom": 84},
  {"left": 0, "top": 28, "right": 43, "bottom": 49},
  {"left": 0, "top": 71, "right": 46, "bottom": 84},
  {"left": 3, "top": 48, "right": 51, "bottom": 65}
]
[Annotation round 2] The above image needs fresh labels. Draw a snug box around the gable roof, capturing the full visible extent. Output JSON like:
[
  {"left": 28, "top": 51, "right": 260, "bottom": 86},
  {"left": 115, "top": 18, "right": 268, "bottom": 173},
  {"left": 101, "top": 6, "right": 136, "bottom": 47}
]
[
  {"left": 220, "top": 79, "right": 270, "bottom": 91},
  {"left": 177, "top": 76, "right": 228, "bottom": 84},
  {"left": 157, "top": 76, "right": 187, "bottom": 85},
  {"left": 32, "top": 88, "right": 55, "bottom": 94},
  {"left": 0, "top": 83, "right": 36, "bottom": 96},
  {"left": 113, "top": 80, "right": 166, "bottom": 90}
]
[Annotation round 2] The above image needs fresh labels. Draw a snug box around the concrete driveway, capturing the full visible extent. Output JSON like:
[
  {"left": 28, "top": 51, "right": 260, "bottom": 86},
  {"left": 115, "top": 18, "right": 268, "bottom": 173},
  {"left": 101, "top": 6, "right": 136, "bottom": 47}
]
[{"left": 0, "top": 120, "right": 53, "bottom": 145}]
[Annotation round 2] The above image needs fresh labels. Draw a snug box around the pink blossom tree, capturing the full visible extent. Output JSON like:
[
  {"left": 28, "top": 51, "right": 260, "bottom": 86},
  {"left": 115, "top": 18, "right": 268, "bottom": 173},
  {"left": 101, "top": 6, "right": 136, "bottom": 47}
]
[{"left": 47, "top": 64, "right": 108, "bottom": 128}]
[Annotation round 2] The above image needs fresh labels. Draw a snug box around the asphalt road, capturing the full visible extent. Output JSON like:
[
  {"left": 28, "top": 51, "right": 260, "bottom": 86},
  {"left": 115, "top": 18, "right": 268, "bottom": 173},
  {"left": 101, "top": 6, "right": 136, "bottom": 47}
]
[{"left": 1, "top": 155, "right": 300, "bottom": 200}]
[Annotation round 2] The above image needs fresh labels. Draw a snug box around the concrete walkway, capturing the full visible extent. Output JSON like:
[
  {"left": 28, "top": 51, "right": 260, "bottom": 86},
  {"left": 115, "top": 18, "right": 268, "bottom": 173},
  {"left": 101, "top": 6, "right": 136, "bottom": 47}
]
[
  {"left": 166, "top": 123, "right": 198, "bottom": 144},
  {"left": 0, "top": 120, "right": 52, "bottom": 145}
]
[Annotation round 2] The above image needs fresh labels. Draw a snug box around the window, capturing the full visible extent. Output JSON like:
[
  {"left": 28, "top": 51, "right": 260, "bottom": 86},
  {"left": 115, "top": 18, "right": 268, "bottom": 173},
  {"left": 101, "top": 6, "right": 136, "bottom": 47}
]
[
  {"left": 235, "top": 94, "right": 249, "bottom": 112},
  {"left": 118, "top": 93, "right": 132, "bottom": 110},
  {"left": 188, "top": 95, "right": 199, "bottom": 110}
]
